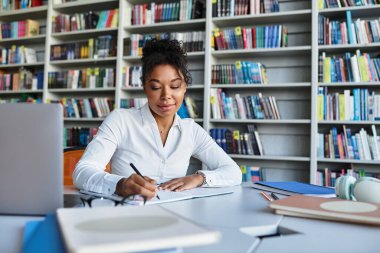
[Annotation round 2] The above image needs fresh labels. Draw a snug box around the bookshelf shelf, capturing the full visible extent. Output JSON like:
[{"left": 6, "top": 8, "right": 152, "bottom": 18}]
[
  {"left": 318, "top": 5, "right": 380, "bottom": 18},
  {"left": 318, "top": 82, "right": 380, "bottom": 87},
  {"left": 0, "top": 35, "right": 46, "bottom": 45},
  {"left": 211, "top": 83, "right": 311, "bottom": 89},
  {"left": 123, "top": 52, "right": 205, "bottom": 62},
  {"left": 318, "top": 158, "right": 380, "bottom": 165},
  {"left": 51, "top": 28, "right": 118, "bottom": 40},
  {"left": 121, "top": 84, "right": 204, "bottom": 92},
  {"left": 211, "top": 46, "right": 312, "bottom": 58},
  {"left": 318, "top": 43, "right": 380, "bottom": 53},
  {"left": 125, "top": 19, "right": 206, "bottom": 33},
  {"left": 53, "top": 0, "right": 119, "bottom": 12},
  {"left": 50, "top": 57, "right": 117, "bottom": 66},
  {"left": 210, "top": 119, "right": 311, "bottom": 124},
  {"left": 49, "top": 88, "right": 116, "bottom": 93},
  {"left": 64, "top": 118, "right": 105, "bottom": 122},
  {"left": 0, "top": 90, "right": 42, "bottom": 94},
  {"left": 318, "top": 121, "right": 380, "bottom": 125},
  {"left": 0, "top": 5, "right": 47, "bottom": 19},
  {"left": 0, "top": 62, "right": 45, "bottom": 68},
  {"left": 230, "top": 154, "right": 310, "bottom": 162},
  {"left": 212, "top": 9, "right": 312, "bottom": 27}
]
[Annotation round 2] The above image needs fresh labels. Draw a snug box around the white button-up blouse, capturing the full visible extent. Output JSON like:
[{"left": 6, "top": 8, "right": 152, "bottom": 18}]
[{"left": 73, "top": 103, "right": 242, "bottom": 195}]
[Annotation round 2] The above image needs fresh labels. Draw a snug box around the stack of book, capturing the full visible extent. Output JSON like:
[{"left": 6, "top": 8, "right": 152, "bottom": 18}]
[
  {"left": 211, "top": 61, "right": 268, "bottom": 84},
  {"left": 210, "top": 125, "right": 264, "bottom": 156},
  {"left": 51, "top": 98, "right": 114, "bottom": 119},
  {"left": 120, "top": 98, "right": 147, "bottom": 109},
  {"left": 318, "top": 11, "right": 380, "bottom": 45},
  {"left": 317, "top": 87, "right": 380, "bottom": 121},
  {"left": 50, "top": 36, "right": 117, "bottom": 60},
  {"left": 318, "top": 125, "right": 380, "bottom": 161},
  {"left": 52, "top": 9, "right": 119, "bottom": 33},
  {"left": 319, "top": 51, "right": 380, "bottom": 83},
  {"left": 212, "top": 0, "right": 280, "bottom": 17},
  {"left": 212, "top": 25, "right": 288, "bottom": 50},
  {"left": 64, "top": 127, "right": 98, "bottom": 147},
  {"left": 210, "top": 89, "right": 280, "bottom": 120},
  {"left": 48, "top": 68, "right": 115, "bottom": 89},
  {"left": 0, "top": 19, "right": 39, "bottom": 39},
  {"left": 131, "top": 0, "right": 205, "bottom": 25}
]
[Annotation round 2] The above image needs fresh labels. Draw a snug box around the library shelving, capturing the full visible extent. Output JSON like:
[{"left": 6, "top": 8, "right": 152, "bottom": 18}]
[
  {"left": 0, "top": 1, "right": 47, "bottom": 103},
  {"left": 315, "top": 0, "right": 380, "bottom": 186},
  {"left": 1, "top": 0, "right": 380, "bottom": 185}
]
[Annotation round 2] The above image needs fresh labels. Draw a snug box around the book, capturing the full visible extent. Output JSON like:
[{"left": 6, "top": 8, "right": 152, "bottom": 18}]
[
  {"left": 269, "top": 195, "right": 380, "bottom": 226},
  {"left": 57, "top": 205, "right": 220, "bottom": 253},
  {"left": 252, "top": 181, "right": 335, "bottom": 196},
  {"left": 22, "top": 214, "right": 65, "bottom": 253},
  {"left": 80, "top": 187, "right": 236, "bottom": 205},
  {"left": 22, "top": 213, "right": 185, "bottom": 253}
]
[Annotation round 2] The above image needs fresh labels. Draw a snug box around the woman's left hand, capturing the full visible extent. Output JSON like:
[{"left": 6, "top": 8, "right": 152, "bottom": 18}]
[{"left": 159, "top": 174, "right": 204, "bottom": 191}]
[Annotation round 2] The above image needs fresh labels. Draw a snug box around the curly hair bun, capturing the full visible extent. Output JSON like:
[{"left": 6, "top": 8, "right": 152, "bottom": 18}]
[
  {"left": 142, "top": 39, "right": 186, "bottom": 58},
  {"left": 141, "top": 38, "right": 192, "bottom": 85}
]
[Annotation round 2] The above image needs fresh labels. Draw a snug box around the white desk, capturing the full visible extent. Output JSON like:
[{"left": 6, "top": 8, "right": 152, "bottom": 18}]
[{"left": 1, "top": 185, "right": 380, "bottom": 253}]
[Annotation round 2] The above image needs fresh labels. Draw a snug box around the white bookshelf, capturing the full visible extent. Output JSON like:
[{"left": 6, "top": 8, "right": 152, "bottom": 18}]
[
  {"left": 315, "top": 1, "right": 380, "bottom": 184},
  {"left": 1, "top": 0, "right": 380, "bottom": 184}
]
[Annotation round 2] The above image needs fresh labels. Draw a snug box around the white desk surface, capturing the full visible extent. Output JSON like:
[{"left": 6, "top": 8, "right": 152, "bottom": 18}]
[{"left": 1, "top": 184, "right": 380, "bottom": 253}]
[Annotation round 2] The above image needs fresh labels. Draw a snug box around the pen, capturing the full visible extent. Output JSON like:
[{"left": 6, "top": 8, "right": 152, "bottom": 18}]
[
  {"left": 260, "top": 191, "right": 272, "bottom": 202},
  {"left": 271, "top": 192, "right": 279, "bottom": 200},
  {"left": 130, "top": 163, "right": 160, "bottom": 200}
]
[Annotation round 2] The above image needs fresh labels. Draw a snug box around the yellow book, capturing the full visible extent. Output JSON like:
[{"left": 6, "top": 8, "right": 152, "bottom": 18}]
[
  {"left": 317, "top": 0, "right": 324, "bottom": 10},
  {"left": 339, "top": 94, "right": 345, "bottom": 120},
  {"left": 358, "top": 55, "right": 369, "bottom": 82},
  {"left": 111, "top": 9, "right": 119, "bottom": 27},
  {"left": 323, "top": 57, "right": 331, "bottom": 83},
  {"left": 25, "top": 19, "right": 40, "bottom": 37},
  {"left": 317, "top": 94, "right": 324, "bottom": 121},
  {"left": 240, "top": 165, "right": 247, "bottom": 177},
  {"left": 88, "top": 38, "right": 94, "bottom": 58}
]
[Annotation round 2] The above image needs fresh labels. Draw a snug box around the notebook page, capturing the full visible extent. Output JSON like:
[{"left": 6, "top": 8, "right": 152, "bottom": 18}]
[{"left": 147, "top": 191, "right": 192, "bottom": 205}]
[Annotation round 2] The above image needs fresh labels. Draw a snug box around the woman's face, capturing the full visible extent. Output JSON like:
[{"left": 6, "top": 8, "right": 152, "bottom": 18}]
[{"left": 144, "top": 64, "right": 186, "bottom": 119}]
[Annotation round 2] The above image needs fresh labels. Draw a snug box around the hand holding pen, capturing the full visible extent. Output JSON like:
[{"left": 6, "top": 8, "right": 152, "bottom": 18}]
[
  {"left": 115, "top": 163, "right": 159, "bottom": 200},
  {"left": 130, "top": 163, "right": 160, "bottom": 200}
]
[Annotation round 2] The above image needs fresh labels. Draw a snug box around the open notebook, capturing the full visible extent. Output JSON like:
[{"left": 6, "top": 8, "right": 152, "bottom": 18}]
[{"left": 80, "top": 187, "right": 236, "bottom": 205}]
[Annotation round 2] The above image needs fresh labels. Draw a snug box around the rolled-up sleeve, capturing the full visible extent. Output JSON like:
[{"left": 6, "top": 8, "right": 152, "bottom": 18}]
[{"left": 72, "top": 110, "right": 125, "bottom": 195}]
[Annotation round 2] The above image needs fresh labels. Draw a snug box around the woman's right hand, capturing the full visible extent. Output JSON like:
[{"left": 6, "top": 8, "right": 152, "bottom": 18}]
[{"left": 115, "top": 174, "right": 158, "bottom": 200}]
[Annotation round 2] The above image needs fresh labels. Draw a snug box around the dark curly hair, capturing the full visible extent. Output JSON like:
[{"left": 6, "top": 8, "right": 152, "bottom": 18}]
[{"left": 141, "top": 39, "right": 192, "bottom": 85}]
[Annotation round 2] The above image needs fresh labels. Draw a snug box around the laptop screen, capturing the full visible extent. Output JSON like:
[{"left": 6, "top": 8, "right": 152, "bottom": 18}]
[{"left": 0, "top": 103, "right": 63, "bottom": 215}]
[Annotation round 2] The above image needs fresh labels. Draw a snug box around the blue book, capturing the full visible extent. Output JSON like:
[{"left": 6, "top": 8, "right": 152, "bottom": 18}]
[
  {"left": 220, "top": 128, "right": 227, "bottom": 152},
  {"left": 346, "top": 11, "right": 355, "bottom": 44},
  {"left": 253, "top": 181, "right": 335, "bottom": 195},
  {"left": 177, "top": 102, "right": 190, "bottom": 118},
  {"left": 22, "top": 214, "right": 65, "bottom": 253},
  {"left": 332, "top": 127, "right": 340, "bottom": 159}
]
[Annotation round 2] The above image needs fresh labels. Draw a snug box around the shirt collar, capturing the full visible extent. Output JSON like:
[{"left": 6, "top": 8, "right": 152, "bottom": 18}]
[{"left": 140, "top": 103, "right": 182, "bottom": 132}]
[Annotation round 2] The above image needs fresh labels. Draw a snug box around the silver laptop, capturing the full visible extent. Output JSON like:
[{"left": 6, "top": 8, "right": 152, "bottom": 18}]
[{"left": 0, "top": 103, "right": 63, "bottom": 215}]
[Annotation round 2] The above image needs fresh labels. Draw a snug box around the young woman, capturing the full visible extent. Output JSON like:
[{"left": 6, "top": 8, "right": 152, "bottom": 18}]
[{"left": 73, "top": 39, "right": 242, "bottom": 200}]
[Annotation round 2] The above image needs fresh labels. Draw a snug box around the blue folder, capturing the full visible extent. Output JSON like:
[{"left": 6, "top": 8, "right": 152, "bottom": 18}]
[{"left": 254, "top": 181, "right": 335, "bottom": 195}]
